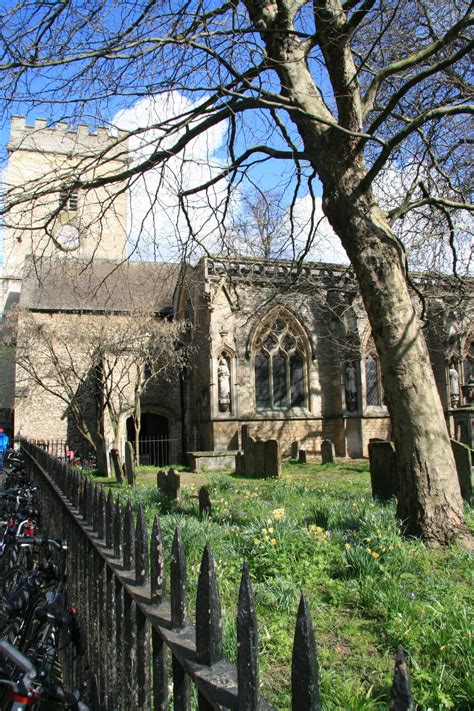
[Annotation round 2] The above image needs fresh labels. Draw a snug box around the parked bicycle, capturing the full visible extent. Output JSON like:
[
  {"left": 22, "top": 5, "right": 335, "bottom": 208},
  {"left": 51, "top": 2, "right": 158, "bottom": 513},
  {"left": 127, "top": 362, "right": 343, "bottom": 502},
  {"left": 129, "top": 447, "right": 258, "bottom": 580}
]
[{"left": 0, "top": 639, "right": 89, "bottom": 710}]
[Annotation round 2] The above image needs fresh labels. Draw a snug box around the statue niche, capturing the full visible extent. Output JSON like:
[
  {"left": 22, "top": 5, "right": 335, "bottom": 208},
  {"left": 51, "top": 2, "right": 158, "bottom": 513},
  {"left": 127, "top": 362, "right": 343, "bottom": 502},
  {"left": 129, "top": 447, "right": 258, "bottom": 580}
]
[
  {"left": 345, "top": 361, "right": 358, "bottom": 412},
  {"left": 218, "top": 354, "right": 231, "bottom": 412}
]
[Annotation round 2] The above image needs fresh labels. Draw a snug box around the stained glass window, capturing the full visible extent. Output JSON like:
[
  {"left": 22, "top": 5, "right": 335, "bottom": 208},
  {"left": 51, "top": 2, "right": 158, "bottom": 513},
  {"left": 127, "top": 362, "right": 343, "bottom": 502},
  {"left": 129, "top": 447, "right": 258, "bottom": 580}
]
[
  {"left": 365, "top": 353, "right": 382, "bottom": 406},
  {"left": 290, "top": 353, "right": 305, "bottom": 406},
  {"left": 254, "top": 312, "right": 307, "bottom": 410},
  {"left": 273, "top": 352, "right": 287, "bottom": 407},
  {"left": 255, "top": 354, "right": 270, "bottom": 408}
]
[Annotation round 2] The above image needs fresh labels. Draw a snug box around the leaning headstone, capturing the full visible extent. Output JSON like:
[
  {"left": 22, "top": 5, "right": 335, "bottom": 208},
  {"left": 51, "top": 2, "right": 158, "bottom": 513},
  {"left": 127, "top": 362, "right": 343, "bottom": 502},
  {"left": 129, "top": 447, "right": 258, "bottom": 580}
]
[
  {"left": 124, "top": 441, "right": 136, "bottom": 486},
  {"left": 451, "top": 439, "right": 473, "bottom": 503},
  {"left": 110, "top": 448, "right": 124, "bottom": 485},
  {"left": 265, "top": 439, "right": 281, "bottom": 478},
  {"left": 298, "top": 449, "right": 307, "bottom": 464},
  {"left": 255, "top": 439, "right": 266, "bottom": 478},
  {"left": 321, "top": 439, "right": 335, "bottom": 464},
  {"left": 291, "top": 441, "right": 300, "bottom": 460},
  {"left": 368, "top": 440, "right": 399, "bottom": 501},
  {"left": 199, "top": 486, "right": 212, "bottom": 519}
]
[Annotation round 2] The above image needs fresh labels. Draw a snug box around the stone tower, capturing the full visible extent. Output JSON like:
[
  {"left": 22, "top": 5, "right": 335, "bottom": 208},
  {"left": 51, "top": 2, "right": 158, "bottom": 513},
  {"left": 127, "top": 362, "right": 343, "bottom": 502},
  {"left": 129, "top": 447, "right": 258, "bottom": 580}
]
[{"left": 1, "top": 116, "right": 129, "bottom": 310}]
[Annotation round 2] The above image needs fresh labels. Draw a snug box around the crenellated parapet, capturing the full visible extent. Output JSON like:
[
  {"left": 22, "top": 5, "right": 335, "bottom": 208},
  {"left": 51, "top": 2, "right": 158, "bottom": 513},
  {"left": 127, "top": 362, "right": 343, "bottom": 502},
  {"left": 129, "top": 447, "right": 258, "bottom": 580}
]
[
  {"left": 7, "top": 115, "right": 129, "bottom": 161},
  {"left": 205, "top": 256, "right": 357, "bottom": 290}
]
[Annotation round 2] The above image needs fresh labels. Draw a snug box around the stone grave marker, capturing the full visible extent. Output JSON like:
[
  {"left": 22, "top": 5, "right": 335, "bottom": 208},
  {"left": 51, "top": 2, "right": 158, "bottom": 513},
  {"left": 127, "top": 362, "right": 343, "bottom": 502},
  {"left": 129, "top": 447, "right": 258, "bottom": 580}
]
[
  {"left": 291, "top": 441, "right": 300, "bottom": 460},
  {"left": 157, "top": 468, "right": 181, "bottom": 501},
  {"left": 255, "top": 439, "right": 266, "bottom": 478},
  {"left": 265, "top": 439, "right": 281, "bottom": 478},
  {"left": 235, "top": 451, "right": 244, "bottom": 476},
  {"left": 298, "top": 449, "right": 307, "bottom": 464},
  {"left": 321, "top": 439, "right": 335, "bottom": 464},
  {"left": 451, "top": 439, "right": 473, "bottom": 503},
  {"left": 246, "top": 436, "right": 256, "bottom": 477},
  {"left": 110, "top": 448, "right": 124, "bottom": 485},
  {"left": 124, "top": 441, "right": 136, "bottom": 486},
  {"left": 368, "top": 440, "right": 399, "bottom": 501},
  {"left": 199, "top": 486, "right": 212, "bottom": 518}
]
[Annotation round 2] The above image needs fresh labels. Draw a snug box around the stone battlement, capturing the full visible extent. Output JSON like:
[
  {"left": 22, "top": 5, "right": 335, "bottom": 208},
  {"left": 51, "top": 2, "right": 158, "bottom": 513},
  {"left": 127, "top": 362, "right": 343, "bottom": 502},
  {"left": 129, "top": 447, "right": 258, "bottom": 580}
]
[{"left": 8, "top": 115, "right": 129, "bottom": 160}]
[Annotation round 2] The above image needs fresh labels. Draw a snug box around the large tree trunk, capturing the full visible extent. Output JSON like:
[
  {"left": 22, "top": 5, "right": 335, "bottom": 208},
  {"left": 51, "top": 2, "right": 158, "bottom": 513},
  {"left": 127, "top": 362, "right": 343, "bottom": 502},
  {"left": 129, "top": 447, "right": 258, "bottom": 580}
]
[
  {"left": 245, "top": 0, "right": 469, "bottom": 544},
  {"left": 322, "top": 191, "right": 466, "bottom": 544}
]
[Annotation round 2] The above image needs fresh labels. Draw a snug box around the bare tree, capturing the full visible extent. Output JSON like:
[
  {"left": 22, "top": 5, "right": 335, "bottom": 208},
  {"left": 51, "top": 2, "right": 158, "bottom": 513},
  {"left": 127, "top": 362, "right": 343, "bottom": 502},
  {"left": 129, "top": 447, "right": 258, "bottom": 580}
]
[
  {"left": 11, "top": 306, "right": 187, "bottom": 477},
  {"left": 227, "top": 189, "right": 294, "bottom": 259},
  {"left": 0, "top": 1, "right": 472, "bottom": 543}
]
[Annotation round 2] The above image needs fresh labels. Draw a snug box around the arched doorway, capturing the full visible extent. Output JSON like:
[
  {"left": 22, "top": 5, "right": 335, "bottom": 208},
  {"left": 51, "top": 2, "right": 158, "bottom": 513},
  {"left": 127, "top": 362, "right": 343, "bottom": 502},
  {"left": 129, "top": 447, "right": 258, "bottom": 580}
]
[{"left": 126, "top": 412, "right": 170, "bottom": 466}]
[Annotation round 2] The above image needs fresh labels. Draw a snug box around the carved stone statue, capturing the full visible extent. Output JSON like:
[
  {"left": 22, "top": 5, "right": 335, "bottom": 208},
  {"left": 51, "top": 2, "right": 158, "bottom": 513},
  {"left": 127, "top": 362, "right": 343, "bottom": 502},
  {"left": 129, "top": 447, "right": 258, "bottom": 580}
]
[
  {"left": 218, "top": 356, "right": 231, "bottom": 412},
  {"left": 449, "top": 364, "right": 459, "bottom": 407},
  {"left": 345, "top": 362, "right": 358, "bottom": 411}
]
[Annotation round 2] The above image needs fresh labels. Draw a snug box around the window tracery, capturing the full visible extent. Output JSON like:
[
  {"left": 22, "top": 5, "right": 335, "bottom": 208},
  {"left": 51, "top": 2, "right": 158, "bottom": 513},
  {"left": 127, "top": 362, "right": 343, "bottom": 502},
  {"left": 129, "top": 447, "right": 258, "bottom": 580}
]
[
  {"left": 254, "top": 312, "right": 307, "bottom": 410},
  {"left": 363, "top": 336, "right": 384, "bottom": 407}
]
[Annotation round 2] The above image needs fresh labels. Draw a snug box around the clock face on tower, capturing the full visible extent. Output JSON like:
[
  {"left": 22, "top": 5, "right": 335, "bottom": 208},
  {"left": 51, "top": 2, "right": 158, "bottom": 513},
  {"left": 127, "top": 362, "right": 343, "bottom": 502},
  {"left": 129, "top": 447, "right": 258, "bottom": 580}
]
[{"left": 56, "top": 224, "right": 80, "bottom": 250}]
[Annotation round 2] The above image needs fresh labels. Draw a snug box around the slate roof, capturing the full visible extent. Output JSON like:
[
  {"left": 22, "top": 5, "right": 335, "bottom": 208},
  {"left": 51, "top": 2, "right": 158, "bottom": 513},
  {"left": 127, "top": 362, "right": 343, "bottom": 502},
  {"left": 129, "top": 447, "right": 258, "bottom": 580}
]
[{"left": 20, "top": 256, "right": 182, "bottom": 314}]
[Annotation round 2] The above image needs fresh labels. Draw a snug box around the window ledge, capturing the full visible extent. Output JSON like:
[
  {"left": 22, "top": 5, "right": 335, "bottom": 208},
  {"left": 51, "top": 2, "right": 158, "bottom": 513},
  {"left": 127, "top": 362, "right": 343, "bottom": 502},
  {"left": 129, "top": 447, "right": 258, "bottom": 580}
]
[
  {"left": 254, "top": 407, "right": 312, "bottom": 418},
  {"left": 363, "top": 406, "right": 389, "bottom": 416}
]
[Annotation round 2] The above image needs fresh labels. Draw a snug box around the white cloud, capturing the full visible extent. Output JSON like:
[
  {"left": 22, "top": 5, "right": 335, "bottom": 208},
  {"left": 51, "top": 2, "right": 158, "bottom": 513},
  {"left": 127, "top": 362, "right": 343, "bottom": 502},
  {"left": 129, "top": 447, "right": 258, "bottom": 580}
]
[
  {"left": 114, "top": 93, "right": 231, "bottom": 262},
  {"left": 113, "top": 97, "right": 471, "bottom": 274},
  {"left": 290, "top": 194, "right": 349, "bottom": 264}
]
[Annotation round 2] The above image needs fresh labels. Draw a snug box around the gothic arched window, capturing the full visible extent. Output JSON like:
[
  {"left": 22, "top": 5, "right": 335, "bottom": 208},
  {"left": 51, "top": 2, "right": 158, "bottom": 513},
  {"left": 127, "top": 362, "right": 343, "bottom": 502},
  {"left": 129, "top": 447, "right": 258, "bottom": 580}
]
[
  {"left": 254, "top": 314, "right": 307, "bottom": 410},
  {"left": 365, "top": 351, "right": 383, "bottom": 406},
  {"left": 462, "top": 339, "right": 474, "bottom": 383}
]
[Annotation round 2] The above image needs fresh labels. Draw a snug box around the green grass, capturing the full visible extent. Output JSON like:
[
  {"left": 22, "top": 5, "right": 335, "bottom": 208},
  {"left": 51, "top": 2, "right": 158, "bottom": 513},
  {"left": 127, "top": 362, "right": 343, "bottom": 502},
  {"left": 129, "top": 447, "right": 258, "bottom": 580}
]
[{"left": 94, "top": 460, "right": 473, "bottom": 710}]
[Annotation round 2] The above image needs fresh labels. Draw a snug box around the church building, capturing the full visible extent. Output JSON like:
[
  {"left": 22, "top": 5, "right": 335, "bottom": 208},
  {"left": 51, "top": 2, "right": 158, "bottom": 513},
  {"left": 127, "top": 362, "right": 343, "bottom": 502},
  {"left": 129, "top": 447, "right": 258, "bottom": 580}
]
[{"left": 1, "top": 118, "right": 472, "bottom": 469}]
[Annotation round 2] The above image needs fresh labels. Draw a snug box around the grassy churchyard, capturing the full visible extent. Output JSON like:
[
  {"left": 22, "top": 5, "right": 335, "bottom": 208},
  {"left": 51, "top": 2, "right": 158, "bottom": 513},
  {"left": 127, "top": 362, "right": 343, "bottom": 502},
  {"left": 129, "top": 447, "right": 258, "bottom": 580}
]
[{"left": 96, "top": 460, "right": 473, "bottom": 709}]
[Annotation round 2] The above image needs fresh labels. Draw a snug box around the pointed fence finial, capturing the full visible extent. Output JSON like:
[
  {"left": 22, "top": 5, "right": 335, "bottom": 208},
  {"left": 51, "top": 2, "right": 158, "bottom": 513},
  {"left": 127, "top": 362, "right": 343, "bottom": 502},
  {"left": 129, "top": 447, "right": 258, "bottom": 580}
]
[
  {"left": 196, "top": 544, "right": 222, "bottom": 666},
  {"left": 390, "top": 645, "right": 415, "bottom": 711},
  {"left": 291, "top": 593, "right": 320, "bottom": 711},
  {"left": 237, "top": 563, "right": 259, "bottom": 710}
]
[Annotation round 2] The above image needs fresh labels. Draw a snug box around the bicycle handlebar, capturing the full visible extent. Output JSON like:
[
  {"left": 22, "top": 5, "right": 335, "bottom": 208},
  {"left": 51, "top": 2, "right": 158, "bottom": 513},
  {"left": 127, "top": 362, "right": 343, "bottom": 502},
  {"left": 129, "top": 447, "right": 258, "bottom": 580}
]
[
  {"left": 15, "top": 536, "right": 67, "bottom": 552},
  {"left": 0, "top": 640, "right": 34, "bottom": 674},
  {"left": 0, "top": 640, "right": 89, "bottom": 710}
]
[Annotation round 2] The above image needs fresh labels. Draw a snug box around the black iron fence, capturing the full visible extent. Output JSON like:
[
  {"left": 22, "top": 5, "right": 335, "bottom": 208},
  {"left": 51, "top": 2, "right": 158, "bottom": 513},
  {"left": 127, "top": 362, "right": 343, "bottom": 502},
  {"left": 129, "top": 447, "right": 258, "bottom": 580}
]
[
  {"left": 128, "top": 435, "right": 176, "bottom": 467},
  {"left": 34, "top": 439, "right": 97, "bottom": 469},
  {"left": 20, "top": 440, "right": 414, "bottom": 710}
]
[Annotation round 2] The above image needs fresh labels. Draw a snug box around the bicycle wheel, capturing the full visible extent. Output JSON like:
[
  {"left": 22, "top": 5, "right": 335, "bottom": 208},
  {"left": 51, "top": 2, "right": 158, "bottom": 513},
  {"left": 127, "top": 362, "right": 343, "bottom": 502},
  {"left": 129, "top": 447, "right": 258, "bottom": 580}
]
[
  {"left": 26, "top": 618, "right": 61, "bottom": 682},
  {"left": 0, "top": 566, "right": 27, "bottom": 600}
]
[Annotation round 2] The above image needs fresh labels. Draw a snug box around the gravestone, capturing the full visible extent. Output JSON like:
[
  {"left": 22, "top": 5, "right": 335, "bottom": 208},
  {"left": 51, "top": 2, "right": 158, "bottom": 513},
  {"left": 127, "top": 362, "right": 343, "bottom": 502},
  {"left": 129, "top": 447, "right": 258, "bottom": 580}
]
[
  {"left": 265, "top": 439, "right": 281, "bottom": 478},
  {"left": 298, "top": 449, "right": 307, "bottom": 464},
  {"left": 451, "top": 439, "right": 473, "bottom": 503},
  {"left": 110, "top": 448, "right": 124, "bottom": 485},
  {"left": 235, "top": 451, "right": 244, "bottom": 476},
  {"left": 199, "top": 486, "right": 212, "bottom": 518},
  {"left": 241, "top": 425, "right": 250, "bottom": 451},
  {"left": 157, "top": 469, "right": 167, "bottom": 491},
  {"left": 124, "top": 441, "right": 136, "bottom": 486},
  {"left": 321, "top": 439, "right": 335, "bottom": 464},
  {"left": 291, "top": 441, "right": 300, "bottom": 460},
  {"left": 255, "top": 439, "right": 266, "bottom": 478},
  {"left": 246, "top": 436, "right": 256, "bottom": 478},
  {"left": 157, "top": 468, "right": 180, "bottom": 501},
  {"left": 167, "top": 469, "right": 181, "bottom": 500},
  {"left": 368, "top": 440, "right": 399, "bottom": 501}
]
